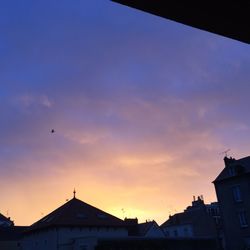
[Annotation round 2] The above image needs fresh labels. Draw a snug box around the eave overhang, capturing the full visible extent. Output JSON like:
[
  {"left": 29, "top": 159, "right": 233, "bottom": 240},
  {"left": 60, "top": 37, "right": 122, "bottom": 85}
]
[{"left": 112, "top": 1, "right": 250, "bottom": 44}]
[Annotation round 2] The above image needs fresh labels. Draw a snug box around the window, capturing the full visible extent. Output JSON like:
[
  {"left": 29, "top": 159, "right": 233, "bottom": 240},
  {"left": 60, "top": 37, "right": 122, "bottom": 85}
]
[
  {"left": 232, "top": 185, "right": 242, "bottom": 202},
  {"left": 229, "top": 166, "right": 235, "bottom": 176},
  {"left": 238, "top": 211, "right": 248, "bottom": 227}
]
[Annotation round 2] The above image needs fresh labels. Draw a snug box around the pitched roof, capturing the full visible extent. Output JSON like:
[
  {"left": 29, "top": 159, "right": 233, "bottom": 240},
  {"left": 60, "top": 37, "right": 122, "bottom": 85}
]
[
  {"left": 161, "top": 212, "right": 195, "bottom": 228},
  {"left": 138, "top": 221, "right": 157, "bottom": 236},
  {"left": 213, "top": 156, "right": 250, "bottom": 183},
  {"left": 29, "top": 197, "right": 126, "bottom": 231},
  {"left": 0, "top": 213, "right": 14, "bottom": 227},
  {"left": 161, "top": 204, "right": 208, "bottom": 228},
  {"left": 0, "top": 213, "right": 9, "bottom": 222}
]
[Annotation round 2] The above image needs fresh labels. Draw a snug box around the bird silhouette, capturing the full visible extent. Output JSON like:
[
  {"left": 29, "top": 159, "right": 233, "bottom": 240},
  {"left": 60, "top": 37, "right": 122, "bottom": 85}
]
[{"left": 51, "top": 129, "right": 55, "bottom": 133}]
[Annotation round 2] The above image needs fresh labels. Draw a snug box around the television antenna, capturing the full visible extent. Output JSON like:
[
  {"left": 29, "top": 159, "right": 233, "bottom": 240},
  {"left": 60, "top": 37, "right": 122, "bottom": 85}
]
[
  {"left": 121, "top": 208, "right": 126, "bottom": 219},
  {"left": 220, "top": 149, "right": 231, "bottom": 157}
]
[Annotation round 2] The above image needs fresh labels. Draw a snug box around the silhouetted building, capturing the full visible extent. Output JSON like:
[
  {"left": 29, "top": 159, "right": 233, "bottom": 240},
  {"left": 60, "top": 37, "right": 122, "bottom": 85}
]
[
  {"left": 112, "top": 1, "right": 250, "bottom": 44},
  {"left": 0, "top": 214, "right": 27, "bottom": 250},
  {"left": 96, "top": 238, "right": 218, "bottom": 250},
  {"left": 206, "top": 202, "right": 221, "bottom": 226},
  {"left": 0, "top": 226, "right": 27, "bottom": 250},
  {"left": 161, "top": 196, "right": 220, "bottom": 241},
  {"left": 22, "top": 196, "right": 131, "bottom": 250},
  {"left": 124, "top": 218, "right": 138, "bottom": 236},
  {"left": 213, "top": 156, "right": 250, "bottom": 250}
]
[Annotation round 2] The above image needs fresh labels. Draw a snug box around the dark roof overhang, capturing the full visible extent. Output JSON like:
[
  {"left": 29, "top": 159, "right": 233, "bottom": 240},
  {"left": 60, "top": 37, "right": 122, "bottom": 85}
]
[{"left": 111, "top": 1, "right": 250, "bottom": 44}]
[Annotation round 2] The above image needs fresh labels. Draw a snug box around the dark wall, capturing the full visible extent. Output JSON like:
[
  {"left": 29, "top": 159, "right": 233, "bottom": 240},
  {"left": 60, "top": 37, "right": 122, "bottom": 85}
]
[
  {"left": 96, "top": 238, "right": 219, "bottom": 250},
  {"left": 215, "top": 175, "right": 250, "bottom": 250}
]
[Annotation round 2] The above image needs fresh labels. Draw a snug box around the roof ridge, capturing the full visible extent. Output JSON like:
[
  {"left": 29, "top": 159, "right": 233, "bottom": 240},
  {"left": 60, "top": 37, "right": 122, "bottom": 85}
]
[{"left": 29, "top": 197, "right": 125, "bottom": 231}]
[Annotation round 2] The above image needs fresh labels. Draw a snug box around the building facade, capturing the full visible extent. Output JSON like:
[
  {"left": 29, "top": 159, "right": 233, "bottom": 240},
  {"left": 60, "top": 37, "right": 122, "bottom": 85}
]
[
  {"left": 161, "top": 196, "right": 220, "bottom": 240},
  {"left": 21, "top": 196, "right": 130, "bottom": 250},
  {"left": 0, "top": 213, "right": 26, "bottom": 250},
  {"left": 213, "top": 156, "right": 250, "bottom": 250}
]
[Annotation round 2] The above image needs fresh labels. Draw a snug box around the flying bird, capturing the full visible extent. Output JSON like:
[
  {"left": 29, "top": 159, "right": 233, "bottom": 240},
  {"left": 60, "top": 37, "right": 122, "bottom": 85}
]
[{"left": 51, "top": 129, "right": 55, "bottom": 133}]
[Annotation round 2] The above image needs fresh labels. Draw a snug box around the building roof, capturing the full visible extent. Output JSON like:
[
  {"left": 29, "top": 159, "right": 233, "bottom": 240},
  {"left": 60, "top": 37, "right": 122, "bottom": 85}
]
[
  {"left": 29, "top": 197, "right": 126, "bottom": 231},
  {"left": 112, "top": 1, "right": 250, "bottom": 44},
  {"left": 161, "top": 197, "right": 208, "bottom": 228},
  {"left": 137, "top": 221, "right": 156, "bottom": 236},
  {"left": 0, "top": 213, "right": 14, "bottom": 227},
  {"left": 161, "top": 211, "right": 195, "bottom": 228},
  {"left": 213, "top": 156, "right": 250, "bottom": 183}
]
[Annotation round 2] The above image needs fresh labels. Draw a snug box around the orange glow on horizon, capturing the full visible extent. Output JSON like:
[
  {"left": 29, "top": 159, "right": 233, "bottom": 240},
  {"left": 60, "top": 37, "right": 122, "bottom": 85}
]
[{"left": 1, "top": 149, "right": 219, "bottom": 226}]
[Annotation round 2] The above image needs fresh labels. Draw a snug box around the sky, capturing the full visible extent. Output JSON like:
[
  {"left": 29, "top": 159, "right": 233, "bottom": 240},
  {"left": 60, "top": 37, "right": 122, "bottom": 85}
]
[{"left": 1, "top": 0, "right": 250, "bottom": 226}]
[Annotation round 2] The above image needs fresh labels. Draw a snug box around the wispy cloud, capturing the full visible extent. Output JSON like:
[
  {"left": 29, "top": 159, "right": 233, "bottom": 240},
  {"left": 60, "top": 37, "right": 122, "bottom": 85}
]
[{"left": 12, "top": 93, "right": 53, "bottom": 109}]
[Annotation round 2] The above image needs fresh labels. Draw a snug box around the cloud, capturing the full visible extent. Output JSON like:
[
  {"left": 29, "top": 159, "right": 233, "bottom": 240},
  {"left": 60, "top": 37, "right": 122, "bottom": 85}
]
[
  {"left": 11, "top": 93, "right": 53, "bottom": 109},
  {"left": 40, "top": 95, "right": 53, "bottom": 107}
]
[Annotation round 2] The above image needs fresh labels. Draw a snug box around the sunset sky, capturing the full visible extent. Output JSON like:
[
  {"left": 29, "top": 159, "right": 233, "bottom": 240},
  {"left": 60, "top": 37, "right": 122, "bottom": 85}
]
[{"left": 1, "top": 0, "right": 250, "bottom": 226}]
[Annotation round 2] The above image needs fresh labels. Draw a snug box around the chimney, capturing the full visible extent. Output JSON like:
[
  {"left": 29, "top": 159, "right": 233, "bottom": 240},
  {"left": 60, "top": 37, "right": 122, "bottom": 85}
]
[
  {"left": 224, "top": 156, "right": 236, "bottom": 166},
  {"left": 124, "top": 218, "right": 138, "bottom": 225}
]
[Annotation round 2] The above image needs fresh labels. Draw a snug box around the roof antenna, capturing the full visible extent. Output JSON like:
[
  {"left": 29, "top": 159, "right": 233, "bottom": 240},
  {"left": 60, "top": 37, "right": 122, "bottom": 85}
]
[
  {"left": 121, "top": 208, "right": 125, "bottom": 219},
  {"left": 220, "top": 149, "right": 231, "bottom": 157},
  {"left": 73, "top": 188, "right": 76, "bottom": 198}
]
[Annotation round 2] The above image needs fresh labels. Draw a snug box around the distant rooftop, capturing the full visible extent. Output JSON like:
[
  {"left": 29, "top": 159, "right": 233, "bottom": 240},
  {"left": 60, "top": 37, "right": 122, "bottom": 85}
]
[
  {"left": 137, "top": 220, "right": 157, "bottom": 236},
  {"left": 161, "top": 196, "right": 218, "bottom": 228},
  {"left": 112, "top": 1, "right": 250, "bottom": 44}
]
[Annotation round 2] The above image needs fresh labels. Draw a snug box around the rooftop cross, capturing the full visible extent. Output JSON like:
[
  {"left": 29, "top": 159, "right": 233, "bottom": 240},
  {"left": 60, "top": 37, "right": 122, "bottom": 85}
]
[{"left": 73, "top": 188, "right": 76, "bottom": 198}]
